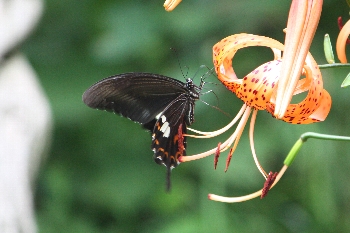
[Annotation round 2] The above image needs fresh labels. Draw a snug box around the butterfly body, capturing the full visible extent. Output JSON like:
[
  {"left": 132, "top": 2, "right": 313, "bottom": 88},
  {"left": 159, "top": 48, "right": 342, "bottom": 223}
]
[{"left": 83, "top": 72, "right": 201, "bottom": 190}]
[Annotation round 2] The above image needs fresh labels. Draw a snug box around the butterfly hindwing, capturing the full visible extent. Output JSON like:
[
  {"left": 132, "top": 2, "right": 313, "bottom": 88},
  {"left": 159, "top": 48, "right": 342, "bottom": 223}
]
[
  {"left": 152, "top": 94, "right": 195, "bottom": 190},
  {"left": 152, "top": 93, "right": 194, "bottom": 167}
]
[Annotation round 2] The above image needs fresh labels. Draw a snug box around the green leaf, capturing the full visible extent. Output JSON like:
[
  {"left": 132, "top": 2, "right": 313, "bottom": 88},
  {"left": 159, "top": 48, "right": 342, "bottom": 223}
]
[
  {"left": 341, "top": 72, "right": 350, "bottom": 87},
  {"left": 323, "top": 34, "right": 335, "bottom": 64}
]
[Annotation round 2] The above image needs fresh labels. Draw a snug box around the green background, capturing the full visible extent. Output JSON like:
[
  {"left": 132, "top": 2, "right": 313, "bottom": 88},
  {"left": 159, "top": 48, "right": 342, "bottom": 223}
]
[{"left": 23, "top": 0, "right": 350, "bottom": 232}]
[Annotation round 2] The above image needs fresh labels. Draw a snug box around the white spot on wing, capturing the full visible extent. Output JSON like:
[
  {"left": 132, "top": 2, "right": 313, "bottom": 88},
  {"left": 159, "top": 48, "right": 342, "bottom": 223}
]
[
  {"left": 160, "top": 121, "right": 169, "bottom": 132},
  {"left": 161, "top": 115, "right": 166, "bottom": 123},
  {"left": 163, "top": 126, "right": 170, "bottom": 138},
  {"left": 160, "top": 121, "right": 170, "bottom": 137}
]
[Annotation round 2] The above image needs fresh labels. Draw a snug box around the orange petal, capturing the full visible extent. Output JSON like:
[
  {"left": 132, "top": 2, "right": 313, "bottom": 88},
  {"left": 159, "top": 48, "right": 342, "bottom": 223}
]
[
  {"left": 164, "top": 0, "right": 182, "bottom": 11},
  {"left": 236, "top": 60, "right": 281, "bottom": 110},
  {"left": 213, "top": 34, "right": 284, "bottom": 93},
  {"left": 336, "top": 19, "right": 350, "bottom": 63},
  {"left": 275, "top": 0, "right": 323, "bottom": 119},
  {"left": 267, "top": 53, "right": 331, "bottom": 124}
]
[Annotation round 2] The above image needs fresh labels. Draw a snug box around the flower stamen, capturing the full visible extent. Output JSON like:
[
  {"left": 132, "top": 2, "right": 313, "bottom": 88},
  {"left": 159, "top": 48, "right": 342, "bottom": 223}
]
[
  {"left": 179, "top": 106, "right": 251, "bottom": 163},
  {"left": 225, "top": 148, "right": 234, "bottom": 172},
  {"left": 208, "top": 165, "right": 287, "bottom": 203},
  {"left": 249, "top": 109, "right": 268, "bottom": 179},
  {"left": 186, "top": 105, "right": 247, "bottom": 138},
  {"left": 223, "top": 107, "right": 252, "bottom": 171},
  {"left": 214, "top": 142, "right": 221, "bottom": 169},
  {"left": 261, "top": 171, "right": 278, "bottom": 198}
]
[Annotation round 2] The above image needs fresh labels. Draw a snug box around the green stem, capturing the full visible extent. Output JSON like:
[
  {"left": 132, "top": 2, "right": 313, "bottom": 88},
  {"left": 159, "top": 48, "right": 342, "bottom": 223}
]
[
  {"left": 283, "top": 132, "right": 350, "bottom": 167},
  {"left": 319, "top": 63, "right": 350, "bottom": 69},
  {"left": 300, "top": 132, "right": 350, "bottom": 142},
  {"left": 283, "top": 139, "right": 303, "bottom": 166}
]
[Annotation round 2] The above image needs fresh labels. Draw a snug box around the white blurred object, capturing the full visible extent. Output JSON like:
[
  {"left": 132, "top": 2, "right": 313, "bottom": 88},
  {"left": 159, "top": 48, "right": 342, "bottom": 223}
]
[
  {"left": 0, "top": 0, "right": 51, "bottom": 233},
  {"left": 0, "top": 0, "right": 43, "bottom": 55}
]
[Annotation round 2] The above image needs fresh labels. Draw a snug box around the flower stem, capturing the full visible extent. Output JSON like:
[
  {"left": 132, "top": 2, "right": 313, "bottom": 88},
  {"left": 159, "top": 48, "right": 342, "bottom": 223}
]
[
  {"left": 318, "top": 63, "right": 350, "bottom": 69},
  {"left": 300, "top": 132, "right": 350, "bottom": 142},
  {"left": 284, "top": 132, "right": 350, "bottom": 167},
  {"left": 283, "top": 139, "right": 303, "bottom": 166}
]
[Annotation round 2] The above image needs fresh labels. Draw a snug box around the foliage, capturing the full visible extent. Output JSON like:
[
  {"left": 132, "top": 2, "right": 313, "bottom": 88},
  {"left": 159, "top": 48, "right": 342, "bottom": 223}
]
[{"left": 23, "top": 0, "right": 350, "bottom": 232}]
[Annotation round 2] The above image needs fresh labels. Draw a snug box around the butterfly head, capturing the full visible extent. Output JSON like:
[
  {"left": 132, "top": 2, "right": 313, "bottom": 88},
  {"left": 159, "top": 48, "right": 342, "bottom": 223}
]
[{"left": 184, "top": 78, "right": 201, "bottom": 100}]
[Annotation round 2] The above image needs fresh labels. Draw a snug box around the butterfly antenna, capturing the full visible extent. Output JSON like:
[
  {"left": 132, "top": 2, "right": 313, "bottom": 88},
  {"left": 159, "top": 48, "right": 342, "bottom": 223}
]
[{"left": 170, "top": 48, "right": 188, "bottom": 79}]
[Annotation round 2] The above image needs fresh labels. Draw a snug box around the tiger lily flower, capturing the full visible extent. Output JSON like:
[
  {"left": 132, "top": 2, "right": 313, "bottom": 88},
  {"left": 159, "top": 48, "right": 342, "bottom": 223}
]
[
  {"left": 164, "top": 0, "right": 182, "bottom": 11},
  {"left": 336, "top": 17, "right": 350, "bottom": 63},
  {"left": 178, "top": 0, "right": 328, "bottom": 203},
  {"left": 178, "top": 33, "right": 331, "bottom": 202}
]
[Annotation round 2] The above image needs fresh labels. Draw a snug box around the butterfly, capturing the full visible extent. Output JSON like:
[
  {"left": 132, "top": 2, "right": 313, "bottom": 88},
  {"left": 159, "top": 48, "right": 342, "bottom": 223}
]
[{"left": 82, "top": 72, "right": 204, "bottom": 190}]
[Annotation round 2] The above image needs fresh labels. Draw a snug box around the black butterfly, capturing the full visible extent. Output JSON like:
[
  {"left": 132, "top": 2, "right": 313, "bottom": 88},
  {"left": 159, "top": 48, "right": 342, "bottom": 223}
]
[{"left": 82, "top": 72, "right": 203, "bottom": 190}]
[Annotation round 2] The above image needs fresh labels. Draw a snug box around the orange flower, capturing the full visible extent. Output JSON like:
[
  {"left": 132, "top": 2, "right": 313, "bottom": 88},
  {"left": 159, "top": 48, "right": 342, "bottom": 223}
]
[
  {"left": 213, "top": 33, "right": 331, "bottom": 124},
  {"left": 178, "top": 33, "right": 331, "bottom": 202},
  {"left": 175, "top": 0, "right": 330, "bottom": 203},
  {"left": 181, "top": 33, "right": 331, "bottom": 154}
]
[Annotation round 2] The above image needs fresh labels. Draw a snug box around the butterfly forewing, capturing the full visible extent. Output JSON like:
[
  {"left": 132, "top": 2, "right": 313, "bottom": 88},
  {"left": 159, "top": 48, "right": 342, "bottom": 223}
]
[{"left": 83, "top": 73, "right": 193, "bottom": 124}]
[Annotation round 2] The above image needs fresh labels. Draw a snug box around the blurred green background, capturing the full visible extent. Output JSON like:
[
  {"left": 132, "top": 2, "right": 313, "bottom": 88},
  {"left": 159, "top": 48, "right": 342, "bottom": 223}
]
[{"left": 22, "top": 0, "right": 350, "bottom": 232}]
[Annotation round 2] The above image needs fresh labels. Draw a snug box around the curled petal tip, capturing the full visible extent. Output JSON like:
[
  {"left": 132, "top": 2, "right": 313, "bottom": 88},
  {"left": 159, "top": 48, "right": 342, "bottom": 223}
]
[
  {"left": 164, "top": 0, "right": 182, "bottom": 11},
  {"left": 336, "top": 19, "right": 350, "bottom": 63}
]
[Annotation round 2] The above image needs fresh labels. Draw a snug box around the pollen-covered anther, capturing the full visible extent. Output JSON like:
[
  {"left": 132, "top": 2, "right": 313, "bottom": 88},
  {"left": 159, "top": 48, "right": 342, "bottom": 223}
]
[
  {"left": 214, "top": 142, "right": 221, "bottom": 170},
  {"left": 224, "top": 148, "right": 234, "bottom": 172},
  {"left": 208, "top": 166, "right": 287, "bottom": 203},
  {"left": 261, "top": 171, "right": 278, "bottom": 199}
]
